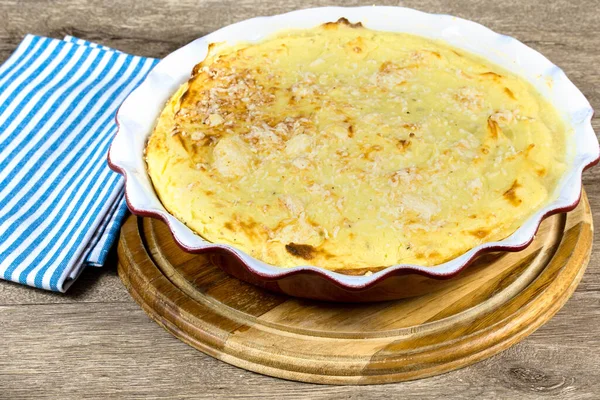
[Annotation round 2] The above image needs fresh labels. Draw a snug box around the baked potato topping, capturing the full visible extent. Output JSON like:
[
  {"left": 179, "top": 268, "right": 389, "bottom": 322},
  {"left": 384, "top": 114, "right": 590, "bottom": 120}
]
[{"left": 145, "top": 19, "right": 568, "bottom": 272}]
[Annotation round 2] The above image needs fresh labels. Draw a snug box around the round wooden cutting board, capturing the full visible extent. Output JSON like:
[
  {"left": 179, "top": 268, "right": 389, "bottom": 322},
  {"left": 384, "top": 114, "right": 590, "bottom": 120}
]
[{"left": 117, "top": 191, "right": 593, "bottom": 385}]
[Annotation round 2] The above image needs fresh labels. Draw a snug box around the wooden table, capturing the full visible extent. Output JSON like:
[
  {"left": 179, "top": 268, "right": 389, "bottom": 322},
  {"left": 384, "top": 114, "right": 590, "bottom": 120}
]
[{"left": 1, "top": 0, "right": 598, "bottom": 398}]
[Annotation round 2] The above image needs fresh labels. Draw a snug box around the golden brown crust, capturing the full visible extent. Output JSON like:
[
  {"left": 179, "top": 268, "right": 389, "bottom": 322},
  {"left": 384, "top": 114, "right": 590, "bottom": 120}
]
[
  {"left": 144, "top": 23, "right": 568, "bottom": 271},
  {"left": 322, "top": 17, "right": 363, "bottom": 30}
]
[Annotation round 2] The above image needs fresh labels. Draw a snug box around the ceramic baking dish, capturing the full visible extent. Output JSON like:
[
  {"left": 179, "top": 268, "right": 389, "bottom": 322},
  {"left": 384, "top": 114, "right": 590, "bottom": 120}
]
[{"left": 109, "top": 6, "right": 599, "bottom": 301}]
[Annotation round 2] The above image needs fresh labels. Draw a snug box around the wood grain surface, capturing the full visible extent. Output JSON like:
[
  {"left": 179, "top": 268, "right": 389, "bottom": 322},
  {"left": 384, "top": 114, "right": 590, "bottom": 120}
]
[
  {"left": 116, "top": 195, "right": 593, "bottom": 384},
  {"left": 0, "top": 0, "right": 599, "bottom": 398}
]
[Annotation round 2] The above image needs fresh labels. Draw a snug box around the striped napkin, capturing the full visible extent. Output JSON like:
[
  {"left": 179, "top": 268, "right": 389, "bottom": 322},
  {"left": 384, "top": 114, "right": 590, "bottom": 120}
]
[{"left": 0, "top": 34, "right": 159, "bottom": 292}]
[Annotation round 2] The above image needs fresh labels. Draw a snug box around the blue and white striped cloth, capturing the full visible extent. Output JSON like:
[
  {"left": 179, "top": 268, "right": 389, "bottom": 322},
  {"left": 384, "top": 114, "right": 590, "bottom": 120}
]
[{"left": 0, "top": 34, "right": 159, "bottom": 291}]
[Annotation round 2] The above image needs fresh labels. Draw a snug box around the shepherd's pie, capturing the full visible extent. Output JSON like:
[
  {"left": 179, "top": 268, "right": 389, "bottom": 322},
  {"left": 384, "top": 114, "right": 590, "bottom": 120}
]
[{"left": 145, "top": 19, "right": 569, "bottom": 272}]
